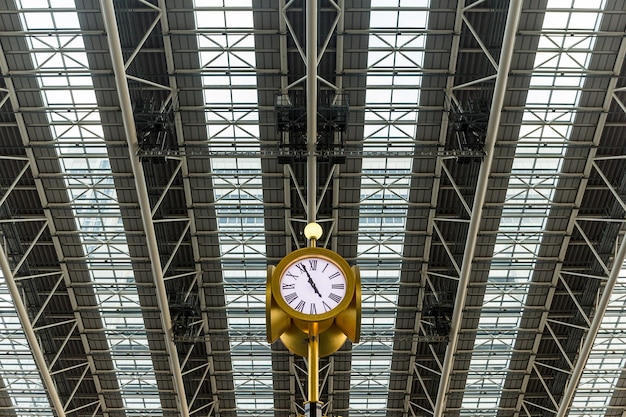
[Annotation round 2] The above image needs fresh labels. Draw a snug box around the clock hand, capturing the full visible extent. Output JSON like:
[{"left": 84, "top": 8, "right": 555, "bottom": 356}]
[{"left": 302, "top": 265, "right": 323, "bottom": 297}]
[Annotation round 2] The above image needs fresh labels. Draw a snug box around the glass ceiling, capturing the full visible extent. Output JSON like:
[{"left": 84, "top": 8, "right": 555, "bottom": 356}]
[
  {"left": 194, "top": 0, "right": 270, "bottom": 414},
  {"left": 460, "top": 1, "right": 605, "bottom": 414},
  {"left": 0, "top": 1, "right": 625, "bottom": 417},
  {"left": 0, "top": 269, "right": 53, "bottom": 416},
  {"left": 353, "top": 0, "right": 429, "bottom": 414},
  {"left": 570, "top": 267, "right": 626, "bottom": 416},
  {"left": 18, "top": 1, "right": 161, "bottom": 414}
]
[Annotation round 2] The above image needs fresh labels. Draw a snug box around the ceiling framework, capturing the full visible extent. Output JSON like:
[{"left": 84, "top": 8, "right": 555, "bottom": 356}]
[{"left": 1, "top": 1, "right": 626, "bottom": 417}]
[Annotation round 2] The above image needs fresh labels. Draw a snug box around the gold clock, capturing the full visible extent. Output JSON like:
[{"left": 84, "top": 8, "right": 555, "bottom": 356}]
[{"left": 272, "top": 247, "right": 355, "bottom": 322}]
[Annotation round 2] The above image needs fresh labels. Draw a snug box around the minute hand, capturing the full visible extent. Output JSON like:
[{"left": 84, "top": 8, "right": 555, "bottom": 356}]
[{"left": 302, "top": 265, "right": 323, "bottom": 297}]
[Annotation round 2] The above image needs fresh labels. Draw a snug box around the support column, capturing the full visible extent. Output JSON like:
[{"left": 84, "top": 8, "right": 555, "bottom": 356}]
[
  {"left": 306, "top": 321, "right": 322, "bottom": 417},
  {"left": 306, "top": 0, "right": 318, "bottom": 223},
  {"left": 100, "top": 1, "right": 190, "bottom": 415},
  {"left": 432, "top": 1, "right": 523, "bottom": 416}
]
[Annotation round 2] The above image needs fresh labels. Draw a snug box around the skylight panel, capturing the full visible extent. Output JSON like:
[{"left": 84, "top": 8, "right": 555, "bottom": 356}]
[
  {"left": 0, "top": 272, "right": 54, "bottom": 416},
  {"left": 569, "top": 268, "right": 626, "bottom": 414},
  {"left": 459, "top": 2, "right": 605, "bottom": 414},
  {"left": 193, "top": 1, "right": 271, "bottom": 413},
  {"left": 16, "top": 2, "right": 162, "bottom": 413},
  {"left": 353, "top": 2, "right": 430, "bottom": 414}
]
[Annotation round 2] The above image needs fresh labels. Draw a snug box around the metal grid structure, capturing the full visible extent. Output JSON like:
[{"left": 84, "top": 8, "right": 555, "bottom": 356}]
[{"left": 1, "top": 1, "right": 626, "bottom": 417}]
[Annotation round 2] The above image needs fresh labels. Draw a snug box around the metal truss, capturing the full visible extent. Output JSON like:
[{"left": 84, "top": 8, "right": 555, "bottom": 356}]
[
  {"left": 4, "top": 2, "right": 626, "bottom": 417},
  {"left": 426, "top": 3, "right": 626, "bottom": 417},
  {"left": 278, "top": 0, "right": 347, "bottom": 248},
  {"left": 96, "top": 1, "right": 250, "bottom": 416},
  {"left": 135, "top": 148, "right": 486, "bottom": 160},
  {"left": 0, "top": 50, "right": 113, "bottom": 417},
  {"left": 515, "top": 70, "right": 626, "bottom": 415},
  {"left": 100, "top": 2, "right": 193, "bottom": 415},
  {"left": 269, "top": 0, "right": 350, "bottom": 414},
  {"left": 388, "top": 2, "right": 522, "bottom": 417},
  {"left": 486, "top": 3, "right": 626, "bottom": 416}
]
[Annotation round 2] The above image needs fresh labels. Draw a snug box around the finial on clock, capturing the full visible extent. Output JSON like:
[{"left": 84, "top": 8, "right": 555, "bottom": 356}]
[{"left": 304, "top": 222, "right": 323, "bottom": 247}]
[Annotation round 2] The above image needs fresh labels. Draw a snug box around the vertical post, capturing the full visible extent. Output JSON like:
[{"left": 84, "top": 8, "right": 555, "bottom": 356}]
[
  {"left": 306, "top": 0, "right": 318, "bottom": 223},
  {"left": 100, "top": 1, "right": 190, "bottom": 415},
  {"left": 306, "top": 0, "right": 321, "bottom": 413},
  {"left": 432, "top": 1, "right": 522, "bottom": 416},
  {"left": 306, "top": 322, "right": 322, "bottom": 417}
]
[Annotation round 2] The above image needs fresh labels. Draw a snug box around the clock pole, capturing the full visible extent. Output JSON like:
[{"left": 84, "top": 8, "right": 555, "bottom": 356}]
[
  {"left": 304, "top": 0, "right": 324, "bottom": 411},
  {"left": 306, "top": 321, "right": 322, "bottom": 417},
  {"left": 305, "top": 0, "right": 322, "bottom": 403},
  {"left": 304, "top": 223, "right": 323, "bottom": 417},
  {"left": 305, "top": 0, "right": 318, "bottom": 226}
]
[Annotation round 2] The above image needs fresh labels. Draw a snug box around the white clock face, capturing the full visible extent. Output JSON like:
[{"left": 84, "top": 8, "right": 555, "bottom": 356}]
[{"left": 279, "top": 256, "right": 347, "bottom": 316}]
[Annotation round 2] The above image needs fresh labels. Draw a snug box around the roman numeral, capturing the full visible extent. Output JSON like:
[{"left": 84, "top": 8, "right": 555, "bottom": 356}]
[
  {"left": 328, "top": 293, "right": 342, "bottom": 304},
  {"left": 295, "top": 263, "right": 306, "bottom": 273},
  {"left": 285, "top": 271, "right": 298, "bottom": 279},
  {"left": 284, "top": 292, "right": 298, "bottom": 304},
  {"left": 322, "top": 301, "right": 331, "bottom": 312},
  {"left": 309, "top": 303, "right": 317, "bottom": 315},
  {"left": 282, "top": 283, "right": 295, "bottom": 290},
  {"left": 295, "top": 300, "right": 306, "bottom": 312},
  {"left": 308, "top": 259, "right": 318, "bottom": 271},
  {"left": 322, "top": 263, "right": 329, "bottom": 272},
  {"left": 332, "top": 283, "right": 345, "bottom": 290},
  {"left": 328, "top": 272, "right": 340, "bottom": 280}
]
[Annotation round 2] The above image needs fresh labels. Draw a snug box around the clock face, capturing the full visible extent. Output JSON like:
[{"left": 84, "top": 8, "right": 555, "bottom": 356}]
[{"left": 279, "top": 256, "right": 348, "bottom": 316}]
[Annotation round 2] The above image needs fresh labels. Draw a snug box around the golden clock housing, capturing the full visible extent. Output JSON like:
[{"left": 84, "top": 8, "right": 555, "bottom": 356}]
[{"left": 266, "top": 246, "right": 361, "bottom": 357}]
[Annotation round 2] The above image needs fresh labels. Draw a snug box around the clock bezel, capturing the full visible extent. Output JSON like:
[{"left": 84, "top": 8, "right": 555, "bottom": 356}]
[{"left": 272, "top": 247, "right": 355, "bottom": 322}]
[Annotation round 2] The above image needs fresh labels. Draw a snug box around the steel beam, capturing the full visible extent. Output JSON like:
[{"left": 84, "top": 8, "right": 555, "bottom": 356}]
[
  {"left": 511, "top": 8, "right": 626, "bottom": 413},
  {"left": 306, "top": 0, "right": 318, "bottom": 222},
  {"left": 99, "top": 1, "right": 190, "bottom": 415},
  {"left": 328, "top": 3, "right": 347, "bottom": 414},
  {"left": 432, "top": 2, "right": 523, "bottom": 416},
  {"left": 401, "top": 1, "right": 466, "bottom": 413},
  {"left": 0, "top": 24, "right": 114, "bottom": 417},
  {"left": 0, "top": 233, "right": 66, "bottom": 417},
  {"left": 553, "top": 173, "right": 626, "bottom": 417}
]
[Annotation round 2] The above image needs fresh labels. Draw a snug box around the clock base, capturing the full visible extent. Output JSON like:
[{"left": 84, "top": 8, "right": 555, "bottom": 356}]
[{"left": 279, "top": 322, "right": 347, "bottom": 358}]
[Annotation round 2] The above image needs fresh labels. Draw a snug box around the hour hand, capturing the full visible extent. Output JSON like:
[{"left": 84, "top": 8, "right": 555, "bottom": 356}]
[{"left": 303, "top": 266, "right": 322, "bottom": 297}]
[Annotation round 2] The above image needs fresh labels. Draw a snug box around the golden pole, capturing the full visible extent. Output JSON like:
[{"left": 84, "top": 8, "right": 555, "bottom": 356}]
[
  {"left": 304, "top": 223, "right": 324, "bottom": 417},
  {"left": 308, "top": 321, "right": 320, "bottom": 403},
  {"left": 306, "top": 321, "right": 321, "bottom": 417}
]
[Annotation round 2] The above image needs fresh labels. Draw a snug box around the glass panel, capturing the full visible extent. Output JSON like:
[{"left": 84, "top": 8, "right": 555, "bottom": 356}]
[
  {"left": 352, "top": 3, "right": 430, "bottom": 414},
  {"left": 193, "top": 1, "right": 271, "bottom": 413},
  {"left": 0, "top": 270, "right": 54, "bottom": 416},
  {"left": 459, "top": 2, "right": 605, "bottom": 414},
  {"left": 16, "top": 1, "right": 161, "bottom": 412}
]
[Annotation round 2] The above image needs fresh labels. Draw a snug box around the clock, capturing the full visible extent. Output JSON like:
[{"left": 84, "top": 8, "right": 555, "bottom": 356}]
[
  {"left": 279, "top": 255, "right": 347, "bottom": 315},
  {"left": 271, "top": 247, "right": 355, "bottom": 322}
]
